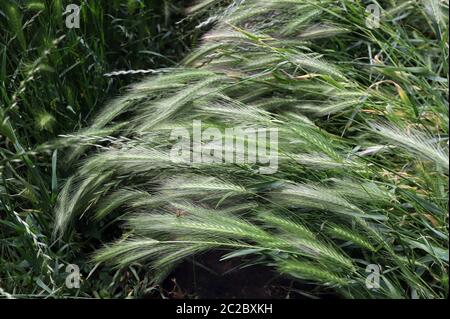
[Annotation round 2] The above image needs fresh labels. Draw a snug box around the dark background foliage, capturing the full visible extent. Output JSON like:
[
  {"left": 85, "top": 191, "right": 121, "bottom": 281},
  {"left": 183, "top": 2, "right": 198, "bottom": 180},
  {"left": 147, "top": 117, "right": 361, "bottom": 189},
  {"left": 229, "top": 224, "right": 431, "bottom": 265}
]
[{"left": 0, "top": 0, "right": 200, "bottom": 298}]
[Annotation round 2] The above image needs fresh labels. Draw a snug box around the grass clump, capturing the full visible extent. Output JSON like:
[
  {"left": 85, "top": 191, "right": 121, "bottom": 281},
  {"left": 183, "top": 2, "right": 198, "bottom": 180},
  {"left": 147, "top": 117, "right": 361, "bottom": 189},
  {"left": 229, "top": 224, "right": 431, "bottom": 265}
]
[
  {"left": 54, "top": 0, "right": 449, "bottom": 299},
  {"left": 2, "top": 0, "right": 448, "bottom": 299}
]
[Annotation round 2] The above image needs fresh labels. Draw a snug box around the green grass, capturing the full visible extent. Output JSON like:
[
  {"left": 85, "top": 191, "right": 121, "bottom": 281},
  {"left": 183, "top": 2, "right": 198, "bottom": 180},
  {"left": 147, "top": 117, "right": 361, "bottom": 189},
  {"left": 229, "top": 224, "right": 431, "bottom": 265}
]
[
  {"left": 2, "top": 0, "right": 449, "bottom": 299},
  {"left": 0, "top": 0, "right": 199, "bottom": 298},
  {"left": 53, "top": 0, "right": 448, "bottom": 299}
]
